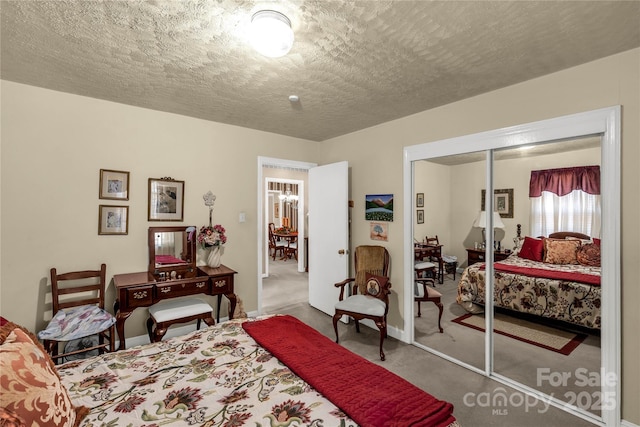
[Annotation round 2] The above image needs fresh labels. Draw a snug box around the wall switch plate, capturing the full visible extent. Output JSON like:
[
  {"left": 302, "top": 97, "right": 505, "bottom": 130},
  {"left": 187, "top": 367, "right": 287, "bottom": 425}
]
[{"left": 239, "top": 212, "right": 246, "bottom": 223}]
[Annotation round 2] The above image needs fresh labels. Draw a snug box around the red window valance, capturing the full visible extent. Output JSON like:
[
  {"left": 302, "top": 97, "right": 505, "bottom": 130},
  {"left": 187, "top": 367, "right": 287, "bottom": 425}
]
[{"left": 529, "top": 166, "right": 600, "bottom": 197}]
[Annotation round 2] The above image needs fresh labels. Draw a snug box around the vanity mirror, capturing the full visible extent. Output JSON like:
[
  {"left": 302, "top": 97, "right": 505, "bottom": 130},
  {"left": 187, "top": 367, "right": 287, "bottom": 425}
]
[{"left": 148, "top": 226, "right": 197, "bottom": 281}]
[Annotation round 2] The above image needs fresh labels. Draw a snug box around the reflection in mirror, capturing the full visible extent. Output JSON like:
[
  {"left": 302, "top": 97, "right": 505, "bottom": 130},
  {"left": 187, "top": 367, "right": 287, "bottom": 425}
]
[
  {"left": 492, "top": 137, "right": 602, "bottom": 416},
  {"left": 148, "top": 226, "right": 197, "bottom": 281},
  {"left": 413, "top": 152, "right": 486, "bottom": 371}
]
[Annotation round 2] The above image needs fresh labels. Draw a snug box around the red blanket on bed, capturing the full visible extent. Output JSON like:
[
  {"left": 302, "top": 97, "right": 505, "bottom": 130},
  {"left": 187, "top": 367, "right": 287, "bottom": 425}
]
[
  {"left": 243, "top": 315, "right": 456, "bottom": 427},
  {"left": 492, "top": 262, "right": 600, "bottom": 286}
]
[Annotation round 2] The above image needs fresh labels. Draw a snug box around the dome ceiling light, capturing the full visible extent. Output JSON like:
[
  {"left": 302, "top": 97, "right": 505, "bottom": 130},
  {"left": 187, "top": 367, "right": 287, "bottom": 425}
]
[{"left": 249, "top": 10, "right": 294, "bottom": 58}]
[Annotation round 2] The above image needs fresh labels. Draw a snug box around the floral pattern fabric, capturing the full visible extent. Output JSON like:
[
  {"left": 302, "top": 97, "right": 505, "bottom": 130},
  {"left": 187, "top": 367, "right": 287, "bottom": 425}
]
[
  {"left": 457, "top": 255, "right": 601, "bottom": 329},
  {"left": 57, "top": 317, "right": 359, "bottom": 427}
]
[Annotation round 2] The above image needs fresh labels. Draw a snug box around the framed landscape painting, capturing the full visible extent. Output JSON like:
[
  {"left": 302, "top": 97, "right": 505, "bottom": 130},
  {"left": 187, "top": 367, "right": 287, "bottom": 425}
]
[{"left": 365, "top": 194, "right": 394, "bottom": 221}]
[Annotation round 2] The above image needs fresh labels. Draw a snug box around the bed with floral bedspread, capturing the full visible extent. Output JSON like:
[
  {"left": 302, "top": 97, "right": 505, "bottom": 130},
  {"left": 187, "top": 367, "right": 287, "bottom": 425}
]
[
  {"left": 456, "top": 252, "right": 601, "bottom": 330},
  {"left": 56, "top": 315, "right": 459, "bottom": 427}
]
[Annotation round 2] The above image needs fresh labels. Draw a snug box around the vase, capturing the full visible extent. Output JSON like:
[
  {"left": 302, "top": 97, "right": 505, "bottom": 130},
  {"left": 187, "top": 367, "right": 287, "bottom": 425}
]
[{"left": 206, "top": 246, "right": 223, "bottom": 268}]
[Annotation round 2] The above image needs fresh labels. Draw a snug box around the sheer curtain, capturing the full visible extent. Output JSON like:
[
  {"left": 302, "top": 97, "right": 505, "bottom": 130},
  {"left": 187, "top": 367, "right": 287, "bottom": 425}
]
[{"left": 529, "top": 166, "right": 601, "bottom": 237}]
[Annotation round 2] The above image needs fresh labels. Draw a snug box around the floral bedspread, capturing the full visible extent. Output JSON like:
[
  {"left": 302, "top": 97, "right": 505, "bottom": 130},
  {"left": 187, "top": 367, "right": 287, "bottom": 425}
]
[
  {"left": 456, "top": 255, "right": 601, "bottom": 329},
  {"left": 57, "top": 317, "right": 358, "bottom": 427}
]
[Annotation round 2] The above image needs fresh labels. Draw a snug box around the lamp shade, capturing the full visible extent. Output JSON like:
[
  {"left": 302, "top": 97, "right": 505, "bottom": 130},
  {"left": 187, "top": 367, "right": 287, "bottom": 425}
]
[
  {"left": 249, "top": 10, "right": 294, "bottom": 58},
  {"left": 473, "top": 211, "right": 505, "bottom": 229}
]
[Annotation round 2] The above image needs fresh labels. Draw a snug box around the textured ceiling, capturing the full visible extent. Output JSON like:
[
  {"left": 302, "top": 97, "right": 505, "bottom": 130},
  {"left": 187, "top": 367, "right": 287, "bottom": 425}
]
[{"left": 1, "top": 1, "right": 639, "bottom": 142}]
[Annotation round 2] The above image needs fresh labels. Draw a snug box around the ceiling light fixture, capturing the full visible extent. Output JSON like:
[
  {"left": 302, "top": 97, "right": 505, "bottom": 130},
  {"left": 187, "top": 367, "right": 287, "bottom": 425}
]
[{"left": 249, "top": 10, "right": 294, "bottom": 58}]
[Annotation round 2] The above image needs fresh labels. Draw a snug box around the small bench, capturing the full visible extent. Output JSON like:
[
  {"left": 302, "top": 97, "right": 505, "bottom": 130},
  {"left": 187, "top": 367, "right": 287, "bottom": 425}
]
[{"left": 146, "top": 298, "right": 215, "bottom": 343}]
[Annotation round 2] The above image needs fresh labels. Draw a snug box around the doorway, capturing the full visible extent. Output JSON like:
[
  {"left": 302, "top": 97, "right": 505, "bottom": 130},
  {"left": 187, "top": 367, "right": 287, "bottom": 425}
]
[{"left": 257, "top": 157, "right": 316, "bottom": 316}]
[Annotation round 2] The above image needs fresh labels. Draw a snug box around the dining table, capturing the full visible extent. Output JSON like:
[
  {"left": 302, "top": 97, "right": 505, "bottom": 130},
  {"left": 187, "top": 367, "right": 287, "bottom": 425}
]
[{"left": 273, "top": 231, "right": 298, "bottom": 260}]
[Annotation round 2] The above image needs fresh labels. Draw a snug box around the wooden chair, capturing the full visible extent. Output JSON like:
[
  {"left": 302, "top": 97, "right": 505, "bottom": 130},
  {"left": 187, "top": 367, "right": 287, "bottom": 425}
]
[
  {"left": 285, "top": 238, "right": 298, "bottom": 260},
  {"left": 269, "top": 223, "right": 287, "bottom": 260},
  {"left": 39, "top": 264, "right": 116, "bottom": 363},
  {"left": 425, "top": 235, "right": 440, "bottom": 246},
  {"left": 415, "top": 277, "right": 443, "bottom": 333},
  {"left": 333, "top": 245, "right": 392, "bottom": 360}
]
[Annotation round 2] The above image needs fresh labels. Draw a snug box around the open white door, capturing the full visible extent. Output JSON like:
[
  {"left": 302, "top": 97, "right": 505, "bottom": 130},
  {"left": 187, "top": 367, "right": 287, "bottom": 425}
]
[{"left": 308, "top": 161, "right": 349, "bottom": 316}]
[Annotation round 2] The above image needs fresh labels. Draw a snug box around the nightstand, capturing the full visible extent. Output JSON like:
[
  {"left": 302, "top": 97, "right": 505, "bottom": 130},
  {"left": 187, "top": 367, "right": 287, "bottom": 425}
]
[{"left": 466, "top": 248, "right": 510, "bottom": 266}]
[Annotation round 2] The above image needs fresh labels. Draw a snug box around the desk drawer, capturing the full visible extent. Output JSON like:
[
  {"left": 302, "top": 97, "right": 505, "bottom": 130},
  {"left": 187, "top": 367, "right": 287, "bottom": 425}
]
[
  {"left": 156, "top": 277, "right": 210, "bottom": 299},
  {"left": 125, "top": 285, "right": 154, "bottom": 308},
  {"left": 210, "top": 276, "right": 232, "bottom": 294}
]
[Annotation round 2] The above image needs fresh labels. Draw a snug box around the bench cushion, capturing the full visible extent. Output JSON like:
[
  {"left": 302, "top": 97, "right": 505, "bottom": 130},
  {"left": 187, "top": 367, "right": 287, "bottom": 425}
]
[{"left": 149, "top": 298, "right": 212, "bottom": 323}]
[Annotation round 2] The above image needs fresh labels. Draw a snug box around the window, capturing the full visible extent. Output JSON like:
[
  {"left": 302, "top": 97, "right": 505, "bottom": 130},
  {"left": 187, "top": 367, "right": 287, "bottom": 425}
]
[{"left": 529, "top": 166, "right": 601, "bottom": 237}]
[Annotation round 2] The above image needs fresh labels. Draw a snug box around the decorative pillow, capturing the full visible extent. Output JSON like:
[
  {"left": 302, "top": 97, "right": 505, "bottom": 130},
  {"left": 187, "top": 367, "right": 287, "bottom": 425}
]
[
  {"left": 593, "top": 238, "right": 601, "bottom": 247},
  {"left": 543, "top": 238, "right": 581, "bottom": 264},
  {"left": 517, "top": 237, "right": 544, "bottom": 262},
  {"left": 577, "top": 243, "right": 601, "bottom": 267},
  {"left": 364, "top": 273, "right": 389, "bottom": 297},
  {"left": 0, "top": 322, "right": 89, "bottom": 427}
]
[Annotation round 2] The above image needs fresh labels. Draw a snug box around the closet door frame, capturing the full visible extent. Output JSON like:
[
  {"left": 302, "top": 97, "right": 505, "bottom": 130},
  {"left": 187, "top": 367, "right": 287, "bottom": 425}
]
[{"left": 402, "top": 106, "right": 620, "bottom": 426}]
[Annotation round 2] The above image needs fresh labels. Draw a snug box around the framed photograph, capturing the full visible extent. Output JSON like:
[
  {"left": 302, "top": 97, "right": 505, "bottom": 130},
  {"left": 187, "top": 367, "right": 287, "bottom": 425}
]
[
  {"left": 370, "top": 222, "right": 388, "bottom": 241},
  {"left": 416, "top": 193, "right": 424, "bottom": 208},
  {"left": 98, "top": 205, "right": 128, "bottom": 235},
  {"left": 148, "top": 177, "right": 184, "bottom": 221},
  {"left": 481, "top": 188, "right": 514, "bottom": 218},
  {"left": 417, "top": 209, "right": 424, "bottom": 224},
  {"left": 365, "top": 194, "right": 394, "bottom": 221},
  {"left": 99, "top": 169, "right": 129, "bottom": 200}
]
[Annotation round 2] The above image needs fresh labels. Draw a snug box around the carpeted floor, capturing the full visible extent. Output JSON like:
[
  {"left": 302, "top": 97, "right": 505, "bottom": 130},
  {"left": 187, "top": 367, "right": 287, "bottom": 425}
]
[{"left": 262, "top": 259, "right": 602, "bottom": 426}]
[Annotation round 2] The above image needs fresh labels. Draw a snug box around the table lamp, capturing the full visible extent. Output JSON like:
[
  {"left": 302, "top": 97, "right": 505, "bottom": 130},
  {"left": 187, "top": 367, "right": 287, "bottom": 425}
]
[{"left": 473, "top": 210, "right": 505, "bottom": 249}]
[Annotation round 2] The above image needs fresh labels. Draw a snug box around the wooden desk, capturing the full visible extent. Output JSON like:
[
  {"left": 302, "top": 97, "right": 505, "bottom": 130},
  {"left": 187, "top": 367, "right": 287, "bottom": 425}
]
[
  {"left": 113, "top": 265, "right": 237, "bottom": 350},
  {"left": 466, "top": 248, "right": 510, "bottom": 266},
  {"left": 414, "top": 244, "right": 444, "bottom": 283}
]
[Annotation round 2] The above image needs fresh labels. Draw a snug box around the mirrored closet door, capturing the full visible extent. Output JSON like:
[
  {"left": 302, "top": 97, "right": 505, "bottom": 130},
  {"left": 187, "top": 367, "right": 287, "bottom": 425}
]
[{"left": 404, "top": 107, "right": 620, "bottom": 425}]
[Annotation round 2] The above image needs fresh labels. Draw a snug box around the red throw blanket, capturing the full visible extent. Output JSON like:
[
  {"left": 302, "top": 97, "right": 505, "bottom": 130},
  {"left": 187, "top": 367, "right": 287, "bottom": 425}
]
[
  {"left": 492, "top": 262, "right": 600, "bottom": 286},
  {"left": 243, "top": 315, "right": 456, "bottom": 427}
]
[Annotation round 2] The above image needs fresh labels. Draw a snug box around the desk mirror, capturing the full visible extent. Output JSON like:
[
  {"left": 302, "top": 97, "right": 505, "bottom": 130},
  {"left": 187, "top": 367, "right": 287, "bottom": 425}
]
[{"left": 148, "top": 226, "right": 197, "bottom": 280}]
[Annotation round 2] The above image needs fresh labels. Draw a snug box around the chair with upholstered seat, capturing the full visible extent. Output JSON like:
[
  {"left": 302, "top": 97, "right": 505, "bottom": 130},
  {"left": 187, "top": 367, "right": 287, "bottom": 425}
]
[
  {"left": 39, "top": 264, "right": 116, "bottom": 363},
  {"left": 269, "top": 222, "right": 287, "bottom": 260},
  {"left": 333, "top": 245, "right": 392, "bottom": 361},
  {"left": 415, "top": 277, "right": 443, "bottom": 333}
]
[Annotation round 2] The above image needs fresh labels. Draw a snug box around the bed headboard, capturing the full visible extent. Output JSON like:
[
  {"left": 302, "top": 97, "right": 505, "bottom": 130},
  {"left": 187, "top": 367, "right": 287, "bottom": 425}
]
[{"left": 548, "top": 231, "right": 591, "bottom": 240}]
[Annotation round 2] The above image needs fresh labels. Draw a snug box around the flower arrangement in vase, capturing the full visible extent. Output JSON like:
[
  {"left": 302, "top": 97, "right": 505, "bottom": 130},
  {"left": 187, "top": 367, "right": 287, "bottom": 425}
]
[{"left": 197, "top": 225, "right": 226, "bottom": 267}]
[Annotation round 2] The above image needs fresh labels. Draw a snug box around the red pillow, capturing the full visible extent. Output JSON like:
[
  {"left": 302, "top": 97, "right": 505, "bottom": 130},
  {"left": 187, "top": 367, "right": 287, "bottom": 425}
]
[
  {"left": 593, "top": 238, "right": 601, "bottom": 247},
  {"left": 518, "top": 237, "right": 544, "bottom": 262}
]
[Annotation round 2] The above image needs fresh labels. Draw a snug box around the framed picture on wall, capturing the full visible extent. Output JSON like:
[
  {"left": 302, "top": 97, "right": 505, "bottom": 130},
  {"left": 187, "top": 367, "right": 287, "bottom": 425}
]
[
  {"left": 148, "top": 177, "right": 184, "bottom": 221},
  {"left": 365, "top": 194, "right": 394, "bottom": 221},
  {"left": 481, "top": 188, "right": 514, "bottom": 218},
  {"left": 98, "top": 205, "right": 128, "bottom": 235},
  {"left": 99, "top": 169, "right": 129, "bottom": 200},
  {"left": 416, "top": 193, "right": 424, "bottom": 207},
  {"left": 417, "top": 209, "right": 424, "bottom": 224},
  {"left": 370, "top": 222, "right": 388, "bottom": 241}
]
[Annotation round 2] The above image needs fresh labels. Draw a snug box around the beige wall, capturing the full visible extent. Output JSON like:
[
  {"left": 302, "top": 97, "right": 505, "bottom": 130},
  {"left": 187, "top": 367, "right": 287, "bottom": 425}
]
[
  {"left": 1, "top": 48, "right": 637, "bottom": 423},
  {"left": 0, "top": 81, "right": 319, "bottom": 340},
  {"left": 320, "top": 49, "right": 639, "bottom": 424}
]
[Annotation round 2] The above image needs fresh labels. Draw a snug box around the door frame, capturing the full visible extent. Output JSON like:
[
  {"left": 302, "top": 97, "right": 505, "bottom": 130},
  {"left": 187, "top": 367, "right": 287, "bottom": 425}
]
[
  {"left": 402, "top": 107, "right": 620, "bottom": 426},
  {"left": 257, "top": 157, "right": 317, "bottom": 316}
]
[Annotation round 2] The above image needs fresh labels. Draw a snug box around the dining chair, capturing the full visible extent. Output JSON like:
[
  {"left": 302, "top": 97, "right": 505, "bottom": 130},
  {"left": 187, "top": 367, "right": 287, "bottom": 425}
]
[
  {"left": 269, "top": 223, "right": 287, "bottom": 260},
  {"left": 414, "top": 277, "right": 443, "bottom": 333},
  {"left": 38, "top": 264, "right": 116, "bottom": 363},
  {"left": 333, "top": 245, "right": 392, "bottom": 360}
]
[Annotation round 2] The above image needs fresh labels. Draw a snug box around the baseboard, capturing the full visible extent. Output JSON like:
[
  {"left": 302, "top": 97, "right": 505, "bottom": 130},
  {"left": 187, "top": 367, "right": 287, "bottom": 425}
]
[{"left": 622, "top": 419, "right": 639, "bottom": 427}]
